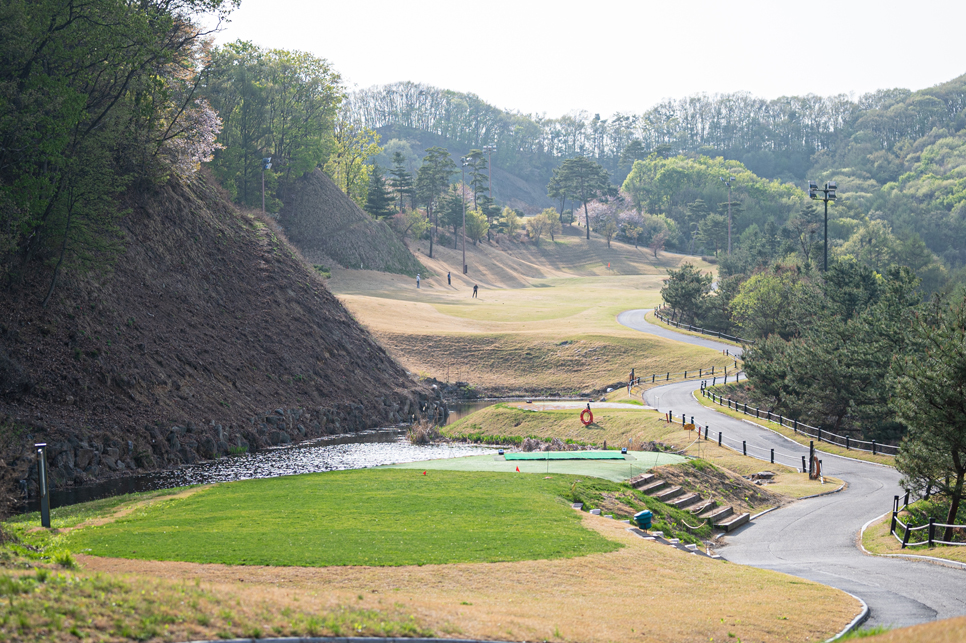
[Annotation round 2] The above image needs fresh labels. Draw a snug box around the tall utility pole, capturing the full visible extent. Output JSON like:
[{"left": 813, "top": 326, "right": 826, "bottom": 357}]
[
  {"left": 461, "top": 157, "right": 471, "bottom": 274},
  {"left": 808, "top": 180, "right": 837, "bottom": 271},
  {"left": 721, "top": 174, "right": 736, "bottom": 255},
  {"left": 261, "top": 157, "right": 272, "bottom": 214}
]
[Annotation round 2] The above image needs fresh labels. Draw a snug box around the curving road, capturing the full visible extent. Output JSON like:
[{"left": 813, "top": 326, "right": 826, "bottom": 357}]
[{"left": 618, "top": 309, "right": 966, "bottom": 630}]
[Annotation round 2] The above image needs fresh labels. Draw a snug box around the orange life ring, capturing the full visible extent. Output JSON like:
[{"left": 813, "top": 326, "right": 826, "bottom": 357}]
[{"left": 580, "top": 409, "right": 594, "bottom": 426}]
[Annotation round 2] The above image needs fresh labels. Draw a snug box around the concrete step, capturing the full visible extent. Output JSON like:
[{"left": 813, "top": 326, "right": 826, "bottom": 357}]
[
  {"left": 699, "top": 505, "right": 733, "bottom": 522},
  {"left": 652, "top": 486, "right": 683, "bottom": 502},
  {"left": 669, "top": 493, "right": 703, "bottom": 510},
  {"left": 630, "top": 473, "right": 657, "bottom": 489},
  {"left": 688, "top": 499, "right": 716, "bottom": 515},
  {"left": 638, "top": 480, "right": 668, "bottom": 494},
  {"left": 716, "top": 512, "right": 751, "bottom": 532}
]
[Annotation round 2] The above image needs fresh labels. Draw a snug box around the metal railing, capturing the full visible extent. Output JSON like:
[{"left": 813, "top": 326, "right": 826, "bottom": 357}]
[
  {"left": 890, "top": 494, "right": 966, "bottom": 548},
  {"left": 654, "top": 305, "right": 755, "bottom": 345},
  {"left": 701, "top": 387, "right": 899, "bottom": 457},
  {"left": 628, "top": 362, "right": 741, "bottom": 390},
  {"left": 660, "top": 411, "right": 813, "bottom": 472}
]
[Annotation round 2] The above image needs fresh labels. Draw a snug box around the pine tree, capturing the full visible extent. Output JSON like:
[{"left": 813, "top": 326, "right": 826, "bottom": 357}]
[
  {"left": 388, "top": 151, "right": 415, "bottom": 213},
  {"left": 365, "top": 166, "right": 394, "bottom": 219}
]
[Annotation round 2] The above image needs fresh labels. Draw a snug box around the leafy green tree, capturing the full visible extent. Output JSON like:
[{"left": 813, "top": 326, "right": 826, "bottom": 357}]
[
  {"left": 502, "top": 207, "right": 521, "bottom": 237},
  {"left": 526, "top": 213, "right": 548, "bottom": 245},
  {"left": 1, "top": 0, "right": 237, "bottom": 299},
  {"left": 364, "top": 166, "right": 394, "bottom": 219},
  {"left": 730, "top": 267, "right": 813, "bottom": 340},
  {"left": 323, "top": 117, "right": 381, "bottom": 207},
  {"left": 892, "top": 295, "right": 966, "bottom": 542},
  {"left": 465, "top": 208, "right": 489, "bottom": 245},
  {"left": 661, "top": 263, "right": 712, "bottom": 324},
  {"left": 389, "top": 209, "right": 431, "bottom": 240},
  {"left": 787, "top": 203, "right": 822, "bottom": 266},
  {"left": 205, "top": 41, "right": 342, "bottom": 209},
  {"left": 543, "top": 208, "right": 562, "bottom": 242},
  {"left": 552, "top": 157, "right": 614, "bottom": 239}
]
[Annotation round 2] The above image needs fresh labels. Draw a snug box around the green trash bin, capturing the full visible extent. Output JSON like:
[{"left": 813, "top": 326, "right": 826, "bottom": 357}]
[{"left": 634, "top": 510, "right": 653, "bottom": 529}]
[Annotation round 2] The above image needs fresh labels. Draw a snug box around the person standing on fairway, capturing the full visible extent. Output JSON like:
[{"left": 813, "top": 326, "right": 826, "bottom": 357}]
[
  {"left": 416, "top": 273, "right": 420, "bottom": 288},
  {"left": 447, "top": 271, "right": 451, "bottom": 285},
  {"left": 472, "top": 284, "right": 478, "bottom": 298}
]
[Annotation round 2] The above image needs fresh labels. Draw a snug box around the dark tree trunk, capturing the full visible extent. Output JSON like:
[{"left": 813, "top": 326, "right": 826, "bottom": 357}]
[{"left": 944, "top": 470, "right": 965, "bottom": 543}]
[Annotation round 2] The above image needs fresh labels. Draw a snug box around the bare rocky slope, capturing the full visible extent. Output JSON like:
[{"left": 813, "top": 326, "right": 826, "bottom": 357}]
[
  {"left": 278, "top": 168, "right": 423, "bottom": 276},
  {"left": 0, "top": 171, "right": 440, "bottom": 510}
]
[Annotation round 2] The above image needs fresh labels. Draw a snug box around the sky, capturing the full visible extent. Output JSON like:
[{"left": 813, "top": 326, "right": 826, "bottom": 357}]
[{"left": 213, "top": 0, "right": 966, "bottom": 119}]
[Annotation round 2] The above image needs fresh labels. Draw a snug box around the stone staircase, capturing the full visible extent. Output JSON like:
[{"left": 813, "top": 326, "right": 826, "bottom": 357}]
[{"left": 630, "top": 472, "right": 751, "bottom": 532}]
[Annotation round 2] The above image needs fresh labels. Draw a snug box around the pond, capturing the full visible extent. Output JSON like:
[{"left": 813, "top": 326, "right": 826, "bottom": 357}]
[
  {"left": 24, "top": 397, "right": 585, "bottom": 513},
  {"left": 28, "top": 428, "right": 496, "bottom": 513}
]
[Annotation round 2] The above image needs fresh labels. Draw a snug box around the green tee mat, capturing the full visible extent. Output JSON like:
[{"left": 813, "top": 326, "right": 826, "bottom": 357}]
[{"left": 504, "top": 451, "right": 627, "bottom": 460}]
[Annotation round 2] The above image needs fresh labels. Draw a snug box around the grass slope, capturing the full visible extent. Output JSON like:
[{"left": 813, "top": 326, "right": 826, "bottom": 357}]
[
  {"left": 67, "top": 469, "right": 620, "bottom": 566},
  {"left": 329, "top": 228, "right": 731, "bottom": 393}
]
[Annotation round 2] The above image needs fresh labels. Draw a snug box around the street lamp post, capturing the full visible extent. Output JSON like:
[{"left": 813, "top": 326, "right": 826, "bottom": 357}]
[
  {"left": 461, "top": 157, "right": 471, "bottom": 274},
  {"left": 261, "top": 157, "right": 272, "bottom": 215},
  {"left": 808, "top": 180, "right": 837, "bottom": 271},
  {"left": 721, "top": 175, "right": 736, "bottom": 255}
]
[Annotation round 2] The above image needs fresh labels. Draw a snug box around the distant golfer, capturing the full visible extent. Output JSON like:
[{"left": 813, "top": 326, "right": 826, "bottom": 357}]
[
  {"left": 416, "top": 273, "right": 420, "bottom": 288},
  {"left": 447, "top": 271, "right": 451, "bottom": 285},
  {"left": 472, "top": 284, "right": 478, "bottom": 298}
]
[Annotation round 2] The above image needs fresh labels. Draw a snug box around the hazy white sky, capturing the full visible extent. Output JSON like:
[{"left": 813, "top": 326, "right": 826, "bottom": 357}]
[{"left": 214, "top": 0, "right": 966, "bottom": 118}]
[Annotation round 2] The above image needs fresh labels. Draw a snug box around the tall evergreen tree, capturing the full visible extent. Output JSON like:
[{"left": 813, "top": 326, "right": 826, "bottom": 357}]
[
  {"left": 552, "top": 157, "right": 614, "bottom": 239},
  {"left": 416, "top": 147, "right": 457, "bottom": 258},
  {"left": 364, "top": 166, "right": 394, "bottom": 219},
  {"left": 389, "top": 151, "right": 415, "bottom": 213}
]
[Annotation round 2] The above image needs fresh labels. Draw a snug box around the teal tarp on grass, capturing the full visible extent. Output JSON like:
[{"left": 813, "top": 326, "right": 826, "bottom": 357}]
[{"left": 504, "top": 451, "right": 627, "bottom": 461}]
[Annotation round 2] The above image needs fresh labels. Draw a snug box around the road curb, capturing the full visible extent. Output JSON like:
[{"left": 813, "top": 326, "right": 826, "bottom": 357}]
[
  {"left": 799, "top": 483, "right": 846, "bottom": 500},
  {"left": 824, "top": 590, "right": 870, "bottom": 642},
  {"left": 859, "top": 511, "right": 966, "bottom": 571}
]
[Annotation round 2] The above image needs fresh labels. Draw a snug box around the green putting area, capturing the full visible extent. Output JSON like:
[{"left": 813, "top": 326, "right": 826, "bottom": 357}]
[
  {"left": 66, "top": 469, "right": 622, "bottom": 567},
  {"left": 504, "top": 450, "right": 626, "bottom": 460},
  {"left": 387, "top": 452, "right": 686, "bottom": 482}
]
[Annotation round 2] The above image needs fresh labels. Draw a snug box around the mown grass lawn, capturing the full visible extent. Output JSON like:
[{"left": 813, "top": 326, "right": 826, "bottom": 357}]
[{"left": 66, "top": 469, "right": 620, "bottom": 567}]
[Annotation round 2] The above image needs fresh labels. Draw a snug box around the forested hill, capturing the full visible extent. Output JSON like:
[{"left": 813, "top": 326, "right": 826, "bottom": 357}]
[{"left": 350, "top": 77, "right": 966, "bottom": 270}]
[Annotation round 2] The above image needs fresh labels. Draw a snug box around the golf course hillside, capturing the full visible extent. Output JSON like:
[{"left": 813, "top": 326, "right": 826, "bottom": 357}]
[
  {"left": 0, "top": 171, "right": 433, "bottom": 503},
  {"left": 328, "top": 225, "right": 733, "bottom": 395}
]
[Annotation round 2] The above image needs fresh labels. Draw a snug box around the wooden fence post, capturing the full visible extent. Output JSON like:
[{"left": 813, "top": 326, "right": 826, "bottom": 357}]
[
  {"left": 742, "top": 441, "right": 747, "bottom": 456},
  {"left": 872, "top": 440, "right": 877, "bottom": 456},
  {"left": 891, "top": 496, "right": 899, "bottom": 535},
  {"left": 928, "top": 518, "right": 935, "bottom": 548},
  {"left": 770, "top": 448, "right": 774, "bottom": 464},
  {"left": 718, "top": 433, "right": 722, "bottom": 447}
]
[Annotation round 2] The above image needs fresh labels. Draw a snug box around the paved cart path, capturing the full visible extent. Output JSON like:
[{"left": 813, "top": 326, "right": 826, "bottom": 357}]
[{"left": 618, "top": 309, "right": 966, "bottom": 629}]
